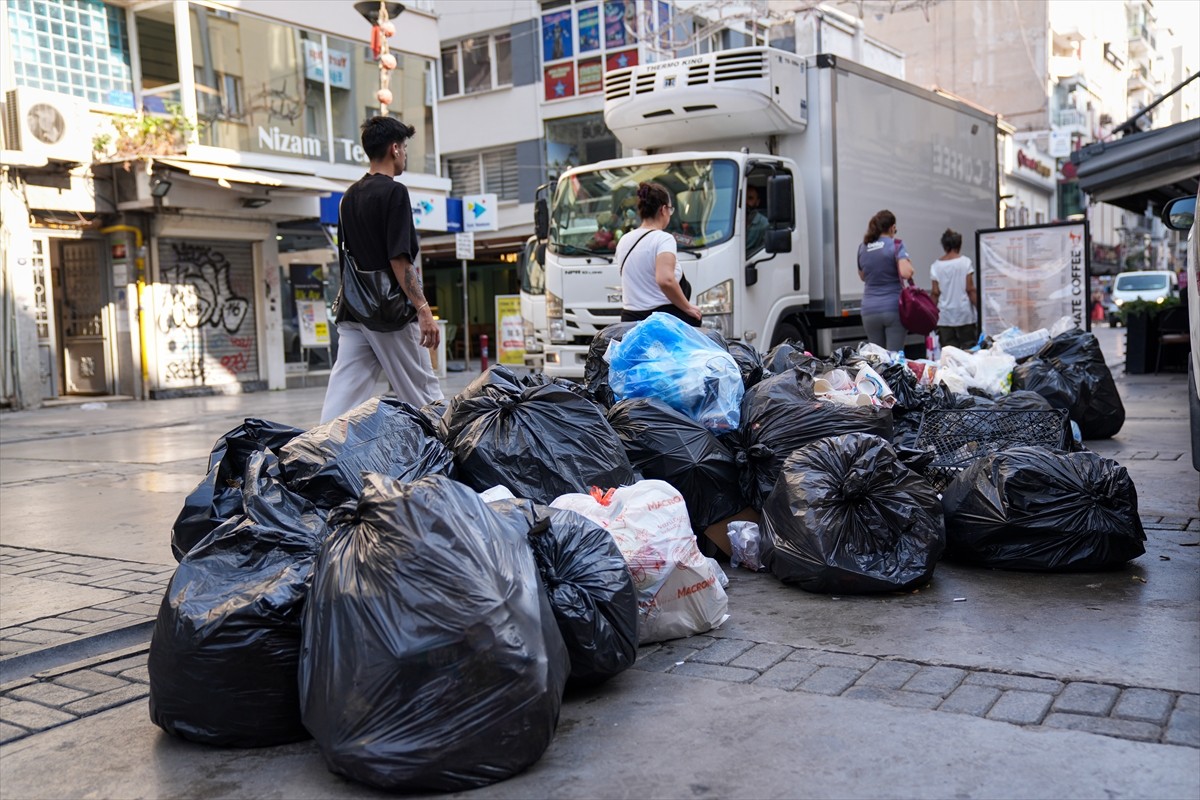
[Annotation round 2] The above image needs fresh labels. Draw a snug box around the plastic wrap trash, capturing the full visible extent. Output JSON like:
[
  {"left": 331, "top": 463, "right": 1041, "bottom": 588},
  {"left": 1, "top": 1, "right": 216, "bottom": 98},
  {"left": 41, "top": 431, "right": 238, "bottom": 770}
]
[
  {"left": 150, "top": 451, "right": 327, "bottom": 746},
  {"left": 738, "top": 369, "right": 894, "bottom": 509},
  {"left": 728, "top": 521, "right": 764, "bottom": 572},
  {"left": 942, "top": 446, "right": 1145, "bottom": 571},
  {"left": 761, "top": 433, "right": 945, "bottom": 593},
  {"left": 604, "top": 312, "right": 743, "bottom": 432},
  {"left": 935, "top": 347, "right": 1015, "bottom": 397},
  {"left": 279, "top": 397, "right": 454, "bottom": 509},
  {"left": 991, "top": 327, "right": 1051, "bottom": 361},
  {"left": 300, "top": 474, "right": 568, "bottom": 792},
  {"left": 551, "top": 480, "right": 729, "bottom": 644},
  {"left": 727, "top": 340, "right": 765, "bottom": 389},
  {"left": 447, "top": 377, "right": 633, "bottom": 504},
  {"left": 172, "top": 418, "right": 305, "bottom": 562},
  {"left": 813, "top": 364, "right": 896, "bottom": 408},
  {"left": 606, "top": 398, "right": 743, "bottom": 531},
  {"left": 488, "top": 499, "right": 639, "bottom": 685}
]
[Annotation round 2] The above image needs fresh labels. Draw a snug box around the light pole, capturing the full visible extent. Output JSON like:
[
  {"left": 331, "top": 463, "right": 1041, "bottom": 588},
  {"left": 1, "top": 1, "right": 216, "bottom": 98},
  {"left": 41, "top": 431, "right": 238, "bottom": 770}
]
[{"left": 355, "top": 2, "right": 405, "bottom": 116}]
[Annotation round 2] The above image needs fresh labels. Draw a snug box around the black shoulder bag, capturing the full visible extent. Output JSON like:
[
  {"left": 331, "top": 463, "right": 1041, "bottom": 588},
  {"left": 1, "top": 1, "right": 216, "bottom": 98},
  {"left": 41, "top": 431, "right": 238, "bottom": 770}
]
[{"left": 330, "top": 215, "right": 416, "bottom": 333}]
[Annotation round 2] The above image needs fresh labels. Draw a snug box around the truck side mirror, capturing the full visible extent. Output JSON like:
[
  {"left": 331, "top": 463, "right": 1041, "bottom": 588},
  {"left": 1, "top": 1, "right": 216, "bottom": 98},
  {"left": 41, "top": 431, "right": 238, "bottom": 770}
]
[
  {"left": 765, "top": 228, "right": 792, "bottom": 254},
  {"left": 534, "top": 197, "right": 550, "bottom": 240},
  {"left": 535, "top": 242, "right": 546, "bottom": 265},
  {"left": 767, "top": 174, "right": 794, "bottom": 225}
]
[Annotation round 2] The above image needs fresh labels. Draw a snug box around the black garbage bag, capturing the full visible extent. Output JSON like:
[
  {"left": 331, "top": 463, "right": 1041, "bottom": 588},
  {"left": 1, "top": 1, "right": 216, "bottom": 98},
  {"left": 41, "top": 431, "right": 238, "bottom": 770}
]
[
  {"left": 279, "top": 397, "right": 454, "bottom": 508},
  {"left": 878, "top": 361, "right": 924, "bottom": 411},
  {"left": 418, "top": 399, "right": 449, "bottom": 440},
  {"left": 171, "top": 418, "right": 305, "bottom": 561},
  {"left": 941, "top": 446, "right": 1145, "bottom": 571},
  {"left": 449, "top": 381, "right": 633, "bottom": 504},
  {"left": 443, "top": 365, "right": 537, "bottom": 442},
  {"left": 1015, "top": 329, "right": 1125, "bottom": 439},
  {"left": 760, "top": 433, "right": 945, "bottom": 593},
  {"left": 739, "top": 369, "right": 894, "bottom": 509},
  {"left": 994, "top": 389, "right": 1054, "bottom": 411},
  {"left": 584, "top": 323, "right": 638, "bottom": 407},
  {"left": 150, "top": 451, "right": 328, "bottom": 746},
  {"left": 762, "top": 341, "right": 809, "bottom": 375},
  {"left": 607, "top": 398, "right": 743, "bottom": 530},
  {"left": 488, "top": 498, "right": 639, "bottom": 685},
  {"left": 727, "top": 340, "right": 765, "bottom": 389},
  {"left": 299, "top": 474, "right": 568, "bottom": 792}
]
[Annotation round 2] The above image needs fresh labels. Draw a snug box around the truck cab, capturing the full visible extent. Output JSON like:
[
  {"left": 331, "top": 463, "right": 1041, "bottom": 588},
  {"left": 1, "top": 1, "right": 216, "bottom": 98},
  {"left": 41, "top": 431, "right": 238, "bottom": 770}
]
[{"left": 517, "top": 234, "right": 546, "bottom": 370}]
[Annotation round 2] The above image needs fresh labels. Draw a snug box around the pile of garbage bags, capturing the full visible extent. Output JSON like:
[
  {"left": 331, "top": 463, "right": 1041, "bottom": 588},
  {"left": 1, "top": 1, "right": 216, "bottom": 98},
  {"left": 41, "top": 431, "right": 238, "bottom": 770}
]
[{"left": 151, "top": 310, "right": 1148, "bottom": 790}]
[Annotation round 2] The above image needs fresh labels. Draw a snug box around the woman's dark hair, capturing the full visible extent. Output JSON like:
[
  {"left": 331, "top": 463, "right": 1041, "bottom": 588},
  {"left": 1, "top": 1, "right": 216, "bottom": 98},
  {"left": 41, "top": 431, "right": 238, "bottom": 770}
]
[
  {"left": 941, "top": 228, "right": 963, "bottom": 253},
  {"left": 863, "top": 209, "right": 896, "bottom": 244},
  {"left": 636, "top": 182, "right": 671, "bottom": 220},
  {"left": 361, "top": 116, "right": 416, "bottom": 161}
]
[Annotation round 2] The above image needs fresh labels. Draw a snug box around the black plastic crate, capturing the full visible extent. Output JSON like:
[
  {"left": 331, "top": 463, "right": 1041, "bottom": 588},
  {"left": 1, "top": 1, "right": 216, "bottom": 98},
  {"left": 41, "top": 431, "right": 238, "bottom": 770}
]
[{"left": 914, "top": 408, "right": 1070, "bottom": 492}]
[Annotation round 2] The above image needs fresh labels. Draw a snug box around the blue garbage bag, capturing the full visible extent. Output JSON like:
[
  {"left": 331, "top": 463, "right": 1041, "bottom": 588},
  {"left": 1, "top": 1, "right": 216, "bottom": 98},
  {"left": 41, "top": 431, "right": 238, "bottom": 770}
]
[{"left": 604, "top": 313, "right": 743, "bottom": 432}]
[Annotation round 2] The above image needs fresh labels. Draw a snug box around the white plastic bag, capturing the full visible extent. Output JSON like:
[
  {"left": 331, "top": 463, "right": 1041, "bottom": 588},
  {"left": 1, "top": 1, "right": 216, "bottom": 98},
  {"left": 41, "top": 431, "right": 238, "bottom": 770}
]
[
  {"left": 935, "top": 346, "right": 1015, "bottom": 397},
  {"left": 727, "top": 521, "right": 765, "bottom": 572},
  {"left": 551, "top": 480, "right": 729, "bottom": 644}
]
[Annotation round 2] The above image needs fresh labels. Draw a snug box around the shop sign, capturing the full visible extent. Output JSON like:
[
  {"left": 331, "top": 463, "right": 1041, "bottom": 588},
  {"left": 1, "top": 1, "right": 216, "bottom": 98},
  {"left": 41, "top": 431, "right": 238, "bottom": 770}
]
[
  {"left": 303, "top": 41, "right": 351, "bottom": 90},
  {"left": 1017, "top": 149, "right": 1053, "bottom": 178},
  {"left": 462, "top": 194, "right": 498, "bottom": 233},
  {"left": 977, "top": 221, "right": 1090, "bottom": 336},
  {"left": 495, "top": 294, "right": 525, "bottom": 366},
  {"left": 544, "top": 63, "right": 576, "bottom": 101},
  {"left": 410, "top": 191, "right": 448, "bottom": 232}
]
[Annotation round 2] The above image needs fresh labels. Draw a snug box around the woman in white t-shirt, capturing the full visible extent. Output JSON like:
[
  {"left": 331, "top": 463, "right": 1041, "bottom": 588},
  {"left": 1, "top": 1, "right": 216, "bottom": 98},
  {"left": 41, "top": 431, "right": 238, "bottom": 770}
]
[
  {"left": 930, "top": 228, "right": 978, "bottom": 350},
  {"left": 617, "top": 182, "right": 702, "bottom": 326}
]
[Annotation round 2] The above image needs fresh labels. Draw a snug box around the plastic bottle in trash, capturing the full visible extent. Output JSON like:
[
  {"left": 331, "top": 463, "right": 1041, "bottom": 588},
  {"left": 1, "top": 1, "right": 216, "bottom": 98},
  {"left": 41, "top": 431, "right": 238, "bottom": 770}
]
[{"left": 480, "top": 334, "right": 489, "bottom": 372}]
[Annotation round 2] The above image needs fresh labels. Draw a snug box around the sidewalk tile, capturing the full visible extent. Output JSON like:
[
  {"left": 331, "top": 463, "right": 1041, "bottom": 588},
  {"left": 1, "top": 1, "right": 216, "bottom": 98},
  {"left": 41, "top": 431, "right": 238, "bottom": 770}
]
[
  {"left": 1112, "top": 688, "right": 1174, "bottom": 724},
  {"left": 842, "top": 686, "right": 942, "bottom": 710},
  {"left": 688, "top": 638, "right": 755, "bottom": 665},
  {"left": 754, "top": 661, "right": 818, "bottom": 691},
  {"left": 798, "top": 666, "right": 862, "bottom": 696},
  {"left": 60, "top": 683, "right": 148, "bottom": 716},
  {"left": 2, "top": 628, "right": 66, "bottom": 645},
  {"left": 964, "top": 672, "right": 1063, "bottom": 694},
  {"left": 1163, "top": 697, "right": 1199, "bottom": 748},
  {"left": 1053, "top": 682, "right": 1120, "bottom": 716},
  {"left": 1043, "top": 713, "right": 1162, "bottom": 742},
  {"left": 729, "top": 643, "right": 792, "bottom": 671},
  {"left": 987, "top": 690, "right": 1053, "bottom": 725},
  {"left": 0, "top": 721, "right": 28, "bottom": 744},
  {"left": 902, "top": 666, "right": 967, "bottom": 697},
  {"left": 940, "top": 685, "right": 1001, "bottom": 717},
  {"left": 24, "top": 618, "right": 87, "bottom": 633},
  {"left": 53, "top": 671, "right": 127, "bottom": 694},
  {"left": 788, "top": 650, "right": 878, "bottom": 671},
  {"left": 0, "top": 698, "right": 75, "bottom": 729},
  {"left": 57, "top": 608, "right": 121, "bottom": 623},
  {"left": 671, "top": 662, "right": 759, "bottom": 684},
  {"left": 94, "top": 655, "right": 149, "bottom": 676},
  {"left": 854, "top": 660, "right": 920, "bottom": 690},
  {"left": 632, "top": 645, "right": 696, "bottom": 673},
  {"left": 7, "top": 682, "right": 90, "bottom": 707}
]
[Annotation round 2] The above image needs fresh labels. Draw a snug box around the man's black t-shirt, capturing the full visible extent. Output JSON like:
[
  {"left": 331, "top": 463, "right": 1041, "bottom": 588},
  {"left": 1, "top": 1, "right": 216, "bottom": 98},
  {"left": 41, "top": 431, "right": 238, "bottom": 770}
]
[{"left": 340, "top": 172, "right": 419, "bottom": 272}]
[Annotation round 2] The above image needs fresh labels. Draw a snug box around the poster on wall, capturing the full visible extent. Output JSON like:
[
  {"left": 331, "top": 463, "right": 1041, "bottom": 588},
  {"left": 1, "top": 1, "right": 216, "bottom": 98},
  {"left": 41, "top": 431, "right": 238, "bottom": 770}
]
[
  {"left": 578, "top": 6, "right": 601, "bottom": 52},
  {"left": 544, "top": 63, "right": 576, "bottom": 100},
  {"left": 542, "top": 10, "right": 574, "bottom": 62},
  {"left": 604, "top": 1, "right": 627, "bottom": 48},
  {"left": 291, "top": 264, "right": 330, "bottom": 348},
  {"left": 495, "top": 295, "right": 525, "bottom": 367},
  {"left": 975, "top": 221, "right": 1090, "bottom": 337},
  {"left": 605, "top": 49, "right": 638, "bottom": 72},
  {"left": 578, "top": 58, "right": 604, "bottom": 94}
]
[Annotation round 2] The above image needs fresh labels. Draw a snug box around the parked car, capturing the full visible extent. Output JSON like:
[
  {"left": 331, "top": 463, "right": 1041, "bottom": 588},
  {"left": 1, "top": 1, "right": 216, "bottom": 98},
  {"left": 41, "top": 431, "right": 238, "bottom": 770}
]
[
  {"left": 1110, "top": 270, "right": 1178, "bottom": 311},
  {"left": 1160, "top": 193, "right": 1198, "bottom": 473}
]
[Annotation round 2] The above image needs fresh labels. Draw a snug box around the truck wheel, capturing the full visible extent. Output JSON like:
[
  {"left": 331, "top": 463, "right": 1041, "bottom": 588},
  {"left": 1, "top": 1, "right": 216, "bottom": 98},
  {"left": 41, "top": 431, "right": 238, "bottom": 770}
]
[{"left": 770, "top": 322, "right": 804, "bottom": 349}]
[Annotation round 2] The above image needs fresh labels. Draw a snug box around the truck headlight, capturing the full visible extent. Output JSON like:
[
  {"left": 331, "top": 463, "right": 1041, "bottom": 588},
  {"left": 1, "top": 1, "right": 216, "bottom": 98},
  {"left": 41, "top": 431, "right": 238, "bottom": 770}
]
[
  {"left": 546, "top": 291, "right": 563, "bottom": 319},
  {"left": 1114, "top": 298, "right": 1124, "bottom": 306},
  {"left": 549, "top": 318, "right": 567, "bottom": 342},
  {"left": 697, "top": 279, "right": 733, "bottom": 315}
]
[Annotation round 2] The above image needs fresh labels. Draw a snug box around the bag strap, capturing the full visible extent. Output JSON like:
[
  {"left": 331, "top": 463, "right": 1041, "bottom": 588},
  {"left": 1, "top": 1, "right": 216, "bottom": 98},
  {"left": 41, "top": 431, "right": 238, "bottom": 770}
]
[{"left": 619, "top": 229, "right": 654, "bottom": 275}]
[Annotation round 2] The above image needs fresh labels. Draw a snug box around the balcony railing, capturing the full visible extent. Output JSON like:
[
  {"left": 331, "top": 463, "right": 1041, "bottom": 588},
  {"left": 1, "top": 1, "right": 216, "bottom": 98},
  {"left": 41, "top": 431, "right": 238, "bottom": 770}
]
[{"left": 1052, "top": 108, "right": 1089, "bottom": 129}]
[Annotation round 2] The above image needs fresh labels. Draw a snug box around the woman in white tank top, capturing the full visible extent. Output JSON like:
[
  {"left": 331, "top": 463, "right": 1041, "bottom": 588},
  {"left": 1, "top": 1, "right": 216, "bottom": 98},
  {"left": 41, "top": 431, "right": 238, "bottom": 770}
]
[{"left": 617, "top": 182, "right": 702, "bottom": 326}]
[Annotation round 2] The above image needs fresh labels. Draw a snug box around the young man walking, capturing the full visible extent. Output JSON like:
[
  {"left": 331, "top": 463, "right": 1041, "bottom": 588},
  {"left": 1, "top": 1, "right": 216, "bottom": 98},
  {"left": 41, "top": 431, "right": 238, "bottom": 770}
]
[{"left": 320, "top": 117, "right": 442, "bottom": 423}]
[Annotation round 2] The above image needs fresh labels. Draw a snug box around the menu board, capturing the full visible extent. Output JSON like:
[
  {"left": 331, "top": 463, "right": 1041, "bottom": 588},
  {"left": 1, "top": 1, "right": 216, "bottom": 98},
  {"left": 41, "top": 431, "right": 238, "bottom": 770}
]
[{"left": 976, "top": 221, "right": 1090, "bottom": 335}]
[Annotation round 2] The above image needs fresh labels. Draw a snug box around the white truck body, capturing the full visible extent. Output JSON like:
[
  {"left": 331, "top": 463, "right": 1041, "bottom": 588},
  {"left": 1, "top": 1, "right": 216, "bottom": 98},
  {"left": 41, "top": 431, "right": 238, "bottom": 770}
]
[
  {"left": 542, "top": 48, "right": 998, "bottom": 377},
  {"left": 517, "top": 235, "right": 546, "bottom": 369}
]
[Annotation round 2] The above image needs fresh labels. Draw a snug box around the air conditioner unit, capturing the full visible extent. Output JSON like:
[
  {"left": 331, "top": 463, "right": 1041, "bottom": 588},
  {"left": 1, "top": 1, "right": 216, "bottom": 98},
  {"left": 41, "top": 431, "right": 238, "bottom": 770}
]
[{"left": 3, "top": 88, "right": 94, "bottom": 164}]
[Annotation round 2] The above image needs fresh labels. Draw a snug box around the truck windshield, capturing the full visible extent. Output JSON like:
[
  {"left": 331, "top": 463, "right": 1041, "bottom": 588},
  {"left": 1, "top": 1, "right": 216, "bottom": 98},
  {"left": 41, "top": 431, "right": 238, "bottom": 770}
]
[
  {"left": 519, "top": 239, "right": 544, "bottom": 294},
  {"left": 550, "top": 159, "right": 738, "bottom": 255}
]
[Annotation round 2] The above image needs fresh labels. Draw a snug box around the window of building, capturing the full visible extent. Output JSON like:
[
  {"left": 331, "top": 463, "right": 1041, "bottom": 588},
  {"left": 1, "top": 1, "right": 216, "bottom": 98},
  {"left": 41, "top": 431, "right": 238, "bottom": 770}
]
[
  {"left": 446, "top": 146, "right": 519, "bottom": 200},
  {"left": 545, "top": 112, "right": 617, "bottom": 176},
  {"left": 7, "top": 0, "right": 135, "bottom": 107},
  {"left": 440, "top": 32, "right": 512, "bottom": 97}
]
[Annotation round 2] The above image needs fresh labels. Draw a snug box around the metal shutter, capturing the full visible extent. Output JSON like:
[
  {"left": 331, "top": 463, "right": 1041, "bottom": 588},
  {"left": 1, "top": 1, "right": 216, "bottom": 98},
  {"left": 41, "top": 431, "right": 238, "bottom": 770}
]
[
  {"left": 482, "top": 146, "right": 519, "bottom": 200},
  {"left": 446, "top": 155, "right": 482, "bottom": 196},
  {"left": 155, "top": 239, "right": 259, "bottom": 388}
]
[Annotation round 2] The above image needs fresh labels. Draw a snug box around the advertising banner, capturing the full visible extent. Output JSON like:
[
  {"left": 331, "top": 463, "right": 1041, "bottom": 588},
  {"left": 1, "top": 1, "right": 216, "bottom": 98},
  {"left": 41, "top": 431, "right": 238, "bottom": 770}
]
[
  {"left": 495, "top": 294, "right": 525, "bottom": 366},
  {"left": 578, "top": 58, "right": 603, "bottom": 94},
  {"left": 544, "top": 63, "right": 576, "bottom": 100},
  {"left": 542, "top": 10, "right": 573, "bottom": 62},
  {"left": 976, "top": 221, "right": 1090, "bottom": 336},
  {"left": 290, "top": 264, "right": 330, "bottom": 347},
  {"left": 606, "top": 49, "right": 637, "bottom": 72},
  {"left": 578, "top": 6, "right": 601, "bottom": 52}
]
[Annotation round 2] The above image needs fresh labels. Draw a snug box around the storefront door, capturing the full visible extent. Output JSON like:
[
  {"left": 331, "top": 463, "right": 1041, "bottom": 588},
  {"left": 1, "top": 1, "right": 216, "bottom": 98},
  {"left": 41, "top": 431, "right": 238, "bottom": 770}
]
[{"left": 57, "top": 240, "right": 111, "bottom": 395}]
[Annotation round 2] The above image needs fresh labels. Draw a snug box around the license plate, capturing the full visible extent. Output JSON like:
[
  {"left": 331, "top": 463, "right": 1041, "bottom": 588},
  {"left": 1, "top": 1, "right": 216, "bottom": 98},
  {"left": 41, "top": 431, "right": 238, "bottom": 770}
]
[{"left": 607, "top": 293, "right": 622, "bottom": 303}]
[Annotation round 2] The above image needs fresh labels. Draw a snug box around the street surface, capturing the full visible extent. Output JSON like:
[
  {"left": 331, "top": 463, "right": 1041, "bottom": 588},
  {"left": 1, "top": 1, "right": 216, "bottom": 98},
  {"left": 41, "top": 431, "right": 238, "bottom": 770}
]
[{"left": 0, "top": 325, "right": 1197, "bottom": 799}]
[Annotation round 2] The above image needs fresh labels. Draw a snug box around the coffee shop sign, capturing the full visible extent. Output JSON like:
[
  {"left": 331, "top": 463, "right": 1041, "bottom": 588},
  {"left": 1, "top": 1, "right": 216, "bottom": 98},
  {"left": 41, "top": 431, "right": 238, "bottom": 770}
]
[
  {"left": 257, "top": 126, "right": 368, "bottom": 163},
  {"left": 1017, "top": 149, "right": 1052, "bottom": 178}
]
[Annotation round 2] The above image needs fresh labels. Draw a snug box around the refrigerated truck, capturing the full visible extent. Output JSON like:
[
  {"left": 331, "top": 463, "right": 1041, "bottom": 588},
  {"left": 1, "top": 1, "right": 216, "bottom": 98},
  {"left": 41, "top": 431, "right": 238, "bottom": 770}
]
[{"left": 539, "top": 47, "right": 999, "bottom": 377}]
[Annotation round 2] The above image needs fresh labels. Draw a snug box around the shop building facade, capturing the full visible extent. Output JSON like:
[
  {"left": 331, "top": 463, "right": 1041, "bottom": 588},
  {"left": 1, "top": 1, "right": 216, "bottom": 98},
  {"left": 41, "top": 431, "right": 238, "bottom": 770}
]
[{"left": 1, "top": 0, "right": 446, "bottom": 409}]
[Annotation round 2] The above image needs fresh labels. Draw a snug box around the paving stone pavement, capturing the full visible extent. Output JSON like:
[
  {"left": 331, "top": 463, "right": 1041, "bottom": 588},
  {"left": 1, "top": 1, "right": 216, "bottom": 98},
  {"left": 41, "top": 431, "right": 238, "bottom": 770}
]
[
  {"left": 0, "top": 645, "right": 151, "bottom": 744},
  {"left": 632, "top": 636, "right": 1200, "bottom": 748},
  {"left": 0, "top": 546, "right": 170, "bottom": 657}
]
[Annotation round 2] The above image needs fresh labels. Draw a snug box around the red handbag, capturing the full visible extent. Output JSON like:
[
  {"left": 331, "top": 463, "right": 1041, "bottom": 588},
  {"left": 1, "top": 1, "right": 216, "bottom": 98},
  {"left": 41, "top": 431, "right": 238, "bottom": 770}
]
[{"left": 899, "top": 279, "right": 939, "bottom": 335}]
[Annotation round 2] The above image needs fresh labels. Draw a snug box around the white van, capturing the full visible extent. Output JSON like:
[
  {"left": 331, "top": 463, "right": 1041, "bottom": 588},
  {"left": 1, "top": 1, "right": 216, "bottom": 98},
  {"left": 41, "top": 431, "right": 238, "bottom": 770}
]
[{"left": 1111, "top": 270, "right": 1178, "bottom": 308}]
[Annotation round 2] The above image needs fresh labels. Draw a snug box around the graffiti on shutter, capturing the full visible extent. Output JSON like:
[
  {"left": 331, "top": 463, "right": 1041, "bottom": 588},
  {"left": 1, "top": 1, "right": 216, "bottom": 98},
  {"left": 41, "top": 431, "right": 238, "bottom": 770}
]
[{"left": 156, "top": 240, "right": 258, "bottom": 387}]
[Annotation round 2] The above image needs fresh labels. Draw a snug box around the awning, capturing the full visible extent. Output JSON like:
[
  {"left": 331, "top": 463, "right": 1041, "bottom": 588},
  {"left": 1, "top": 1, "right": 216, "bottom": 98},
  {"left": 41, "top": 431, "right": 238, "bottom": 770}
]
[
  {"left": 156, "top": 159, "right": 346, "bottom": 194},
  {"left": 1071, "top": 119, "right": 1200, "bottom": 214}
]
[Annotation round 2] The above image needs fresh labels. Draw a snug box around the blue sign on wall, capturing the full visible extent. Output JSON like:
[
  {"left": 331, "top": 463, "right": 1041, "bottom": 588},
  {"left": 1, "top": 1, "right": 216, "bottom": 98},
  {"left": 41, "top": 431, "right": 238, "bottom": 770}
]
[
  {"left": 319, "top": 192, "right": 342, "bottom": 225},
  {"left": 446, "top": 197, "right": 464, "bottom": 233}
]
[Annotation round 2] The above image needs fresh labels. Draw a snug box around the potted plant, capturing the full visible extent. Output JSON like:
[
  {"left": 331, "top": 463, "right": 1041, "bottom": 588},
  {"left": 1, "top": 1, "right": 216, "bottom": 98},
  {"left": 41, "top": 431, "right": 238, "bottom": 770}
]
[{"left": 1118, "top": 296, "right": 1181, "bottom": 374}]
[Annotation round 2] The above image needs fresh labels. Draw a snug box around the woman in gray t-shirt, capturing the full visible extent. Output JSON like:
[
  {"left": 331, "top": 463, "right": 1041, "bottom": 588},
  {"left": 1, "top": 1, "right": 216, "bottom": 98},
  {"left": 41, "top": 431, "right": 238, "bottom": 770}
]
[{"left": 857, "top": 209, "right": 914, "bottom": 350}]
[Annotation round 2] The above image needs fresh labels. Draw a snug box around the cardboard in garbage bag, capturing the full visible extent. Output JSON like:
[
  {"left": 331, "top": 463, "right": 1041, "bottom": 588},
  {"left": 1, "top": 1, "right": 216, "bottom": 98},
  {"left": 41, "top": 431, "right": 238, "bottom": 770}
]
[
  {"left": 761, "top": 433, "right": 945, "bottom": 594},
  {"left": 607, "top": 397, "right": 743, "bottom": 531},
  {"left": 941, "top": 446, "right": 1145, "bottom": 571},
  {"left": 552, "top": 480, "right": 729, "bottom": 644},
  {"left": 171, "top": 418, "right": 305, "bottom": 561},
  {"left": 299, "top": 474, "right": 568, "bottom": 792},
  {"left": 487, "top": 499, "right": 639, "bottom": 685},
  {"left": 150, "top": 451, "right": 327, "bottom": 746},
  {"left": 279, "top": 397, "right": 454, "bottom": 508}
]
